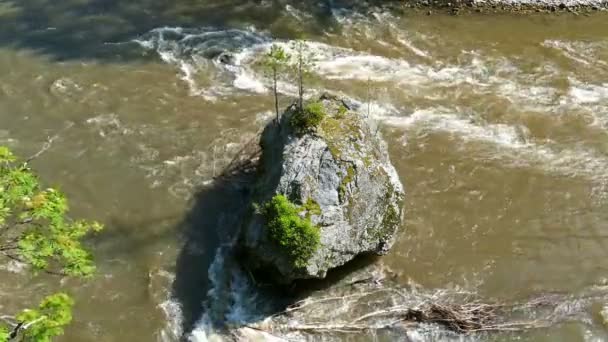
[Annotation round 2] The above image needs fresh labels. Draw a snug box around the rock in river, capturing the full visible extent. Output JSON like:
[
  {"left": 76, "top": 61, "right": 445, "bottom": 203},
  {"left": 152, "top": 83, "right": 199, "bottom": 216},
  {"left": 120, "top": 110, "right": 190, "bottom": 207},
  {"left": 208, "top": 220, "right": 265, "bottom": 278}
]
[{"left": 239, "top": 95, "right": 405, "bottom": 282}]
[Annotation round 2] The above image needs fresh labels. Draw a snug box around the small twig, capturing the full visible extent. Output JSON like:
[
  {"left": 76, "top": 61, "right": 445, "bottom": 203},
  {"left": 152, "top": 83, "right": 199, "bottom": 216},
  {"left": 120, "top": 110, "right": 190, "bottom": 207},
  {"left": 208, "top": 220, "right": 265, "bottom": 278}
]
[
  {"left": 0, "top": 315, "right": 17, "bottom": 327},
  {"left": 0, "top": 245, "right": 18, "bottom": 252},
  {"left": 6, "top": 316, "right": 46, "bottom": 340},
  {"left": 0, "top": 251, "right": 67, "bottom": 277},
  {"left": 20, "top": 316, "right": 46, "bottom": 330},
  {"left": 17, "top": 218, "right": 33, "bottom": 225},
  {"left": 350, "top": 306, "right": 408, "bottom": 323},
  {"left": 366, "top": 76, "right": 371, "bottom": 119},
  {"left": 26, "top": 122, "right": 74, "bottom": 163},
  {"left": 245, "top": 266, "right": 257, "bottom": 286},
  {"left": 0, "top": 251, "right": 23, "bottom": 263},
  {"left": 8, "top": 322, "right": 23, "bottom": 340},
  {"left": 284, "top": 294, "right": 363, "bottom": 313},
  {"left": 212, "top": 145, "right": 217, "bottom": 178}
]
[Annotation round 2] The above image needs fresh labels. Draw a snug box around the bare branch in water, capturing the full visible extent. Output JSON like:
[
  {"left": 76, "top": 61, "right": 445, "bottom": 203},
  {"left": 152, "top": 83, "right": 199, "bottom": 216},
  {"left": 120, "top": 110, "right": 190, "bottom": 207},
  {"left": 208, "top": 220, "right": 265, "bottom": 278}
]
[
  {"left": 0, "top": 315, "right": 17, "bottom": 327},
  {"left": 242, "top": 277, "right": 606, "bottom": 338},
  {"left": 26, "top": 122, "right": 74, "bottom": 163}
]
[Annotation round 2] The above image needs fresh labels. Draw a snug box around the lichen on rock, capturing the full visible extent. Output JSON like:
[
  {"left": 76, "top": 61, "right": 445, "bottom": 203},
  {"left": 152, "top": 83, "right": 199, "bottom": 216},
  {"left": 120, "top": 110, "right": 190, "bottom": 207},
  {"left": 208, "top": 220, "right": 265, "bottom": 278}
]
[{"left": 239, "top": 94, "right": 405, "bottom": 282}]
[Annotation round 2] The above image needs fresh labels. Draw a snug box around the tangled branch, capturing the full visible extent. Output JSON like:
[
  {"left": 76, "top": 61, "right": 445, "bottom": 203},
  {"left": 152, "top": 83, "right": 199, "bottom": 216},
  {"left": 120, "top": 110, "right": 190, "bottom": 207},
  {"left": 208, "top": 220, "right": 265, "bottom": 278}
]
[
  {"left": 243, "top": 278, "right": 602, "bottom": 339},
  {"left": 26, "top": 122, "right": 74, "bottom": 163}
]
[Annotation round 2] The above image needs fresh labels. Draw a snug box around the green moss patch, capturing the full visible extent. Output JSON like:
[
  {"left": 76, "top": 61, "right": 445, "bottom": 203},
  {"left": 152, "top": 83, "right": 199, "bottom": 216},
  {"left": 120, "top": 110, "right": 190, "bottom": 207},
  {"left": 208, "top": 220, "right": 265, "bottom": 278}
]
[
  {"left": 338, "top": 165, "right": 356, "bottom": 203},
  {"left": 260, "top": 195, "right": 321, "bottom": 268},
  {"left": 336, "top": 104, "right": 348, "bottom": 119},
  {"left": 320, "top": 113, "right": 365, "bottom": 161},
  {"left": 377, "top": 182, "right": 403, "bottom": 241},
  {"left": 290, "top": 101, "right": 326, "bottom": 135},
  {"left": 302, "top": 198, "right": 321, "bottom": 218}
]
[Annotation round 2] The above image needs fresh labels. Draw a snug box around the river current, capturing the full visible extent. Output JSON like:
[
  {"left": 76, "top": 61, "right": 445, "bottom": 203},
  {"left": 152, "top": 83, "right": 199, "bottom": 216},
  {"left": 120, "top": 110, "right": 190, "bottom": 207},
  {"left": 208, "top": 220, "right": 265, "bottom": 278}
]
[{"left": 1, "top": 1, "right": 608, "bottom": 341}]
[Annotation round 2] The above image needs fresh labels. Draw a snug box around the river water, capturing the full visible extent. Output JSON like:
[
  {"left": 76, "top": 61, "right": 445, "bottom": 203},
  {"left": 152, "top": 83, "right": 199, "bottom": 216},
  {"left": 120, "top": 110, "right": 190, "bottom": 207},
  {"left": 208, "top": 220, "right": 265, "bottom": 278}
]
[{"left": 1, "top": 0, "right": 608, "bottom": 341}]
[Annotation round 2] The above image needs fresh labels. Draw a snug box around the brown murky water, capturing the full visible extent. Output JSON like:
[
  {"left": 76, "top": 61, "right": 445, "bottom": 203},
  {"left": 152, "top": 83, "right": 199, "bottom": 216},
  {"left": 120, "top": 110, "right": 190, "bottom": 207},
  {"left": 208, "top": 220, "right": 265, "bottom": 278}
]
[{"left": 1, "top": 1, "right": 608, "bottom": 340}]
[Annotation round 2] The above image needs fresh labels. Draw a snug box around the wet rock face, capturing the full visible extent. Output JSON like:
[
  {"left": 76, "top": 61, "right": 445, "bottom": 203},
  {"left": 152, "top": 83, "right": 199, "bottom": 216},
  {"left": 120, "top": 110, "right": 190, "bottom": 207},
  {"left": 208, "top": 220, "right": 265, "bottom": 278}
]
[{"left": 239, "top": 96, "right": 405, "bottom": 282}]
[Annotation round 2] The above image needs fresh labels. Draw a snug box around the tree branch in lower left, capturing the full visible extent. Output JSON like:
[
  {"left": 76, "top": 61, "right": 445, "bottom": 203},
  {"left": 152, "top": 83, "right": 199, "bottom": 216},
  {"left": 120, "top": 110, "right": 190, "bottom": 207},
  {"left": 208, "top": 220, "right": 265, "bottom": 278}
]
[{"left": 0, "top": 146, "right": 103, "bottom": 341}]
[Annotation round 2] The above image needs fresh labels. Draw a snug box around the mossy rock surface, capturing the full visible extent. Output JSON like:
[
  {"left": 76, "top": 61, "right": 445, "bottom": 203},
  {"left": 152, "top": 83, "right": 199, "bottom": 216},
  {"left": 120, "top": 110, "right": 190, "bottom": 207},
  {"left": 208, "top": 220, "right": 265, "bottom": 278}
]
[{"left": 240, "top": 95, "right": 405, "bottom": 282}]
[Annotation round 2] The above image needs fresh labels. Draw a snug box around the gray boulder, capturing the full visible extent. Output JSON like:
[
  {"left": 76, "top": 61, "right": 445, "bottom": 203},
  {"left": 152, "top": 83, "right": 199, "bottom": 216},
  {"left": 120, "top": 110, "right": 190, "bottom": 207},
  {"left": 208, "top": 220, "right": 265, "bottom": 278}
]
[{"left": 240, "top": 95, "right": 405, "bottom": 282}]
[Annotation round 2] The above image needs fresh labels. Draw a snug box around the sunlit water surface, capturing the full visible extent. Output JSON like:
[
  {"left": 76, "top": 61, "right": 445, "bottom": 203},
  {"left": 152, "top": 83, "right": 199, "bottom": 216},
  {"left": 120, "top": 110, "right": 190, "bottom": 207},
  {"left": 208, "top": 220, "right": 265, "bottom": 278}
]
[{"left": 1, "top": 1, "right": 608, "bottom": 340}]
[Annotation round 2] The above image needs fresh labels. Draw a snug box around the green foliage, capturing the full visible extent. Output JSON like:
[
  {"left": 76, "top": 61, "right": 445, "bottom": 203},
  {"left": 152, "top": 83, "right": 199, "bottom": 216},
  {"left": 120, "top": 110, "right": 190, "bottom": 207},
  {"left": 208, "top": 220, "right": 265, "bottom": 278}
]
[
  {"left": 15, "top": 293, "right": 74, "bottom": 342},
  {"left": 260, "top": 195, "right": 321, "bottom": 268},
  {"left": 0, "top": 146, "right": 103, "bottom": 277},
  {"left": 336, "top": 104, "right": 348, "bottom": 119},
  {"left": 0, "top": 147, "right": 100, "bottom": 341},
  {"left": 263, "top": 44, "right": 289, "bottom": 71},
  {"left": 0, "top": 325, "right": 8, "bottom": 342},
  {"left": 0, "top": 146, "right": 16, "bottom": 163},
  {"left": 262, "top": 43, "right": 290, "bottom": 122},
  {"left": 290, "top": 40, "right": 317, "bottom": 112},
  {"left": 0, "top": 293, "right": 75, "bottom": 342},
  {"left": 377, "top": 183, "right": 402, "bottom": 241},
  {"left": 290, "top": 101, "right": 326, "bottom": 135},
  {"left": 305, "top": 102, "right": 326, "bottom": 121}
]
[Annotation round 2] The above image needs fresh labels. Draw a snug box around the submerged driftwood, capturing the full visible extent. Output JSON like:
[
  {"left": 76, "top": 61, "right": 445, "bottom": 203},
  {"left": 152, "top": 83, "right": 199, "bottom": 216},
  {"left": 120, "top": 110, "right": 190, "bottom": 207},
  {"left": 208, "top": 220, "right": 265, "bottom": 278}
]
[{"left": 235, "top": 262, "right": 608, "bottom": 341}]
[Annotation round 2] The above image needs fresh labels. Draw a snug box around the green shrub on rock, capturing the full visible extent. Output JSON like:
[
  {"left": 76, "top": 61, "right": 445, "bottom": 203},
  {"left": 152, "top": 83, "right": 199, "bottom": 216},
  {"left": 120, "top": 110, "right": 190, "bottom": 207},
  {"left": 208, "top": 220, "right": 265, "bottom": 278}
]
[
  {"left": 260, "top": 195, "right": 320, "bottom": 268},
  {"left": 290, "top": 101, "right": 326, "bottom": 134}
]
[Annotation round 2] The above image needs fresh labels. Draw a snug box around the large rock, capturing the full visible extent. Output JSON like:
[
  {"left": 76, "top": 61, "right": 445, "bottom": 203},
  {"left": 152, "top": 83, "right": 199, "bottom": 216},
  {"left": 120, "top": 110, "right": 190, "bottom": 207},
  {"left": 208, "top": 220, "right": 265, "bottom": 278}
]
[{"left": 239, "top": 95, "right": 405, "bottom": 282}]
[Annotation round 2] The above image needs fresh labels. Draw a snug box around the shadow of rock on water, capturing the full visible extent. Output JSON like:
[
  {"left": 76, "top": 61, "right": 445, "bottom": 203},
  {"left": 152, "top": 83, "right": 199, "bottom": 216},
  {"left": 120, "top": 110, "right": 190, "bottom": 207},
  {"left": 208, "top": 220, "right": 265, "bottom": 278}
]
[
  {"left": 290, "top": 254, "right": 384, "bottom": 295},
  {"left": 171, "top": 140, "right": 262, "bottom": 336}
]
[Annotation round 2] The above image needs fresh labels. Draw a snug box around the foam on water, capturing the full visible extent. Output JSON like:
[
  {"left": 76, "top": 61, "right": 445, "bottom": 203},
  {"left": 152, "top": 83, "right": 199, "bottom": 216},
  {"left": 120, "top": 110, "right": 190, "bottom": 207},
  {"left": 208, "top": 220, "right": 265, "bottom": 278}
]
[
  {"left": 134, "top": 25, "right": 608, "bottom": 137},
  {"left": 497, "top": 81, "right": 559, "bottom": 110},
  {"left": 559, "top": 78, "right": 608, "bottom": 128},
  {"left": 158, "top": 299, "right": 183, "bottom": 342},
  {"left": 0, "top": 260, "right": 27, "bottom": 274},
  {"left": 187, "top": 229, "right": 266, "bottom": 342},
  {"left": 223, "top": 47, "right": 268, "bottom": 94},
  {"left": 567, "top": 79, "right": 608, "bottom": 104},
  {"left": 232, "top": 70, "right": 267, "bottom": 94},
  {"left": 261, "top": 39, "right": 467, "bottom": 91},
  {"left": 284, "top": 4, "right": 312, "bottom": 22},
  {"left": 133, "top": 24, "right": 437, "bottom": 100},
  {"left": 134, "top": 27, "right": 270, "bottom": 98},
  {"left": 543, "top": 39, "right": 608, "bottom": 69},
  {"left": 376, "top": 105, "right": 608, "bottom": 186},
  {"left": 328, "top": 7, "right": 431, "bottom": 59},
  {"left": 286, "top": 41, "right": 517, "bottom": 98},
  {"left": 379, "top": 107, "right": 531, "bottom": 149}
]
